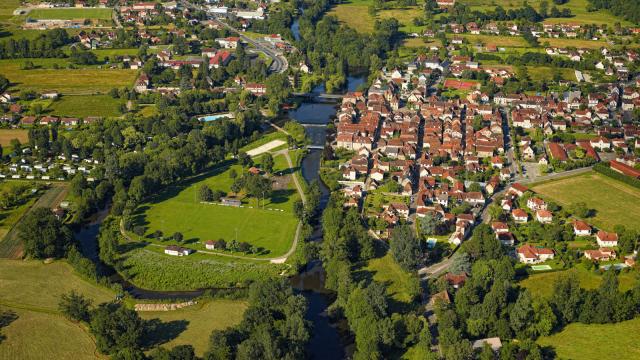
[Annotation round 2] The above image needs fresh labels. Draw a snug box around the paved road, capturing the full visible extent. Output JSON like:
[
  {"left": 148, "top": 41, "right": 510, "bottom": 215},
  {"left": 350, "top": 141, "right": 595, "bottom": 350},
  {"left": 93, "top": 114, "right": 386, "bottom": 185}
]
[{"left": 180, "top": 0, "right": 288, "bottom": 73}]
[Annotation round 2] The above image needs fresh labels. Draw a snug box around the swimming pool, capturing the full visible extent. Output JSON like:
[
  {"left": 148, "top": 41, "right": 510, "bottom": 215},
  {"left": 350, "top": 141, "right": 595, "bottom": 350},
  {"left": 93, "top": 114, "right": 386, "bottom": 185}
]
[{"left": 198, "top": 113, "right": 232, "bottom": 122}]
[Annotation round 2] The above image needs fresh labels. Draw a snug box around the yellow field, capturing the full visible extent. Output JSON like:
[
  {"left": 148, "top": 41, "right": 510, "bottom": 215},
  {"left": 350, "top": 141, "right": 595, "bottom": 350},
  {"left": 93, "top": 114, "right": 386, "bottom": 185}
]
[{"left": 0, "top": 129, "right": 28, "bottom": 147}]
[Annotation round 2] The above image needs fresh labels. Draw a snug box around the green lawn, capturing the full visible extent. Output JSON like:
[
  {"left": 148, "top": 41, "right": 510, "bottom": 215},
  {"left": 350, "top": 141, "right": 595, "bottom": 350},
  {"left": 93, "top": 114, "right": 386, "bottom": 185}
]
[
  {"left": 48, "top": 95, "right": 123, "bottom": 118},
  {"left": 0, "top": 306, "right": 104, "bottom": 360},
  {"left": 362, "top": 253, "right": 419, "bottom": 308},
  {"left": 519, "top": 266, "right": 638, "bottom": 299},
  {"left": 0, "top": 260, "right": 116, "bottom": 311},
  {"left": 538, "top": 317, "right": 640, "bottom": 360},
  {"left": 131, "top": 158, "right": 300, "bottom": 258},
  {"left": 140, "top": 300, "right": 246, "bottom": 356},
  {"left": 27, "top": 8, "right": 113, "bottom": 20},
  {"left": 532, "top": 172, "right": 640, "bottom": 232},
  {"left": 0, "top": 59, "right": 137, "bottom": 94}
]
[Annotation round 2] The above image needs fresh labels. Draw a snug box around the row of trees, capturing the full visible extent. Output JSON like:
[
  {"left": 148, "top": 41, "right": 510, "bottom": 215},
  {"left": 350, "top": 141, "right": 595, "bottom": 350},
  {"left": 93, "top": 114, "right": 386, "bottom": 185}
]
[{"left": 0, "top": 29, "right": 71, "bottom": 59}]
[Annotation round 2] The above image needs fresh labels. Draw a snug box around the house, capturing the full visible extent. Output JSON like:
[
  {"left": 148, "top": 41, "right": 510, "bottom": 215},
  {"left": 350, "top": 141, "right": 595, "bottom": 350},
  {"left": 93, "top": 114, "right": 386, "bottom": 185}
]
[
  {"left": 472, "top": 338, "right": 502, "bottom": 352},
  {"left": 527, "top": 197, "right": 547, "bottom": 211},
  {"left": 610, "top": 160, "right": 640, "bottom": 179},
  {"left": 164, "top": 245, "right": 193, "bottom": 256},
  {"left": 205, "top": 240, "right": 224, "bottom": 250},
  {"left": 572, "top": 220, "right": 591, "bottom": 236},
  {"left": 497, "top": 232, "right": 516, "bottom": 246},
  {"left": 508, "top": 183, "right": 528, "bottom": 197},
  {"left": 245, "top": 83, "right": 267, "bottom": 96},
  {"left": 596, "top": 230, "right": 618, "bottom": 247},
  {"left": 536, "top": 210, "right": 553, "bottom": 224},
  {"left": 444, "top": 272, "right": 467, "bottom": 289},
  {"left": 517, "top": 244, "right": 555, "bottom": 264},
  {"left": 216, "top": 36, "right": 240, "bottom": 49},
  {"left": 221, "top": 197, "right": 241, "bottom": 207},
  {"left": 512, "top": 209, "right": 528, "bottom": 223},
  {"left": 584, "top": 248, "right": 616, "bottom": 261},
  {"left": 491, "top": 222, "right": 509, "bottom": 234}
]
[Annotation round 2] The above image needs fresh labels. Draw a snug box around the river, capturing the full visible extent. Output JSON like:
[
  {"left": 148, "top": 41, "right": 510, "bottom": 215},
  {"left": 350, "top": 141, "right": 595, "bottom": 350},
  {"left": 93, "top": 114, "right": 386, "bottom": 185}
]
[{"left": 73, "top": 74, "right": 365, "bottom": 359}]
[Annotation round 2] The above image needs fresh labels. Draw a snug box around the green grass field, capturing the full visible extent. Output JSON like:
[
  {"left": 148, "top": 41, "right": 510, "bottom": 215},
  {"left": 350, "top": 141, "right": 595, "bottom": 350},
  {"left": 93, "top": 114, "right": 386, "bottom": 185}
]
[
  {"left": 328, "top": 0, "right": 424, "bottom": 33},
  {"left": 460, "top": 0, "right": 632, "bottom": 26},
  {"left": 532, "top": 172, "right": 640, "bottom": 232},
  {"left": 519, "top": 266, "right": 638, "bottom": 298},
  {"left": 362, "top": 253, "right": 419, "bottom": 308},
  {"left": 48, "top": 95, "right": 123, "bottom": 118},
  {"left": 538, "top": 317, "right": 640, "bottom": 360},
  {"left": 131, "top": 157, "right": 300, "bottom": 258},
  {"left": 0, "top": 59, "right": 137, "bottom": 94},
  {"left": 0, "top": 182, "right": 37, "bottom": 243},
  {"left": 28, "top": 8, "right": 113, "bottom": 20},
  {"left": 119, "top": 247, "right": 285, "bottom": 290},
  {"left": 0, "top": 260, "right": 115, "bottom": 311},
  {"left": 140, "top": 300, "right": 246, "bottom": 356},
  {"left": 0, "top": 306, "right": 105, "bottom": 360}
]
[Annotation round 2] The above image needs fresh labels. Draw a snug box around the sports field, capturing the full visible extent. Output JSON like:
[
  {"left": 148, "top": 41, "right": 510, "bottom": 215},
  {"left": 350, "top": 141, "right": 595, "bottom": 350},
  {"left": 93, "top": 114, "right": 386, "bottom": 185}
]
[
  {"left": 532, "top": 171, "right": 640, "bottom": 232},
  {"left": 28, "top": 8, "right": 113, "bottom": 20},
  {"left": 538, "top": 317, "right": 640, "bottom": 360},
  {"left": 132, "top": 156, "right": 300, "bottom": 258},
  {"left": 140, "top": 300, "right": 246, "bottom": 356},
  {"left": 0, "top": 59, "right": 137, "bottom": 94}
]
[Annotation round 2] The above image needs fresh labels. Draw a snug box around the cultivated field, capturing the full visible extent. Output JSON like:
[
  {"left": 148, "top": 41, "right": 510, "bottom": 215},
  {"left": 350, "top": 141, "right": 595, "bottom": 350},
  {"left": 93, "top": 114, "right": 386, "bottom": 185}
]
[
  {"left": 538, "top": 317, "right": 640, "bottom": 360},
  {"left": 0, "top": 306, "right": 104, "bottom": 360},
  {"left": 0, "top": 182, "right": 36, "bottom": 243},
  {"left": 519, "top": 266, "right": 638, "bottom": 298},
  {"left": 140, "top": 300, "right": 246, "bottom": 356},
  {"left": 532, "top": 172, "right": 640, "bottom": 232},
  {"left": 0, "top": 129, "right": 28, "bottom": 147},
  {"left": 132, "top": 157, "right": 300, "bottom": 258},
  {"left": 0, "top": 59, "right": 137, "bottom": 94},
  {"left": 27, "top": 8, "right": 113, "bottom": 20}
]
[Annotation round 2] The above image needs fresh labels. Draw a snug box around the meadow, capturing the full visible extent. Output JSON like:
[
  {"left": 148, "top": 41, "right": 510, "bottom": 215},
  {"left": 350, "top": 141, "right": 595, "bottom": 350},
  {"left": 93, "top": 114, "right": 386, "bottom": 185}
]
[
  {"left": 537, "top": 317, "right": 640, "bottom": 360},
  {"left": 328, "top": 0, "right": 424, "bottom": 34},
  {"left": 0, "top": 260, "right": 115, "bottom": 310},
  {"left": 27, "top": 8, "right": 113, "bottom": 21},
  {"left": 131, "top": 156, "right": 300, "bottom": 258},
  {"left": 0, "top": 306, "right": 105, "bottom": 360},
  {"left": 48, "top": 94, "right": 123, "bottom": 118},
  {"left": 531, "top": 171, "right": 640, "bottom": 232},
  {"left": 140, "top": 300, "right": 246, "bottom": 356},
  {"left": 460, "top": 0, "right": 632, "bottom": 26},
  {"left": 519, "top": 266, "right": 638, "bottom": 298},
  {"left": 119, "top": 247, "right": 285, "bottom": 290},
  {"left": 360, "top": 253, "right": 419, "bottom": 310},
  {"left": 0, "top": 59, "right": 137, "bottom": 94},
  {"left": 0, "top": 183, "right": 36, "bottom": 247}
]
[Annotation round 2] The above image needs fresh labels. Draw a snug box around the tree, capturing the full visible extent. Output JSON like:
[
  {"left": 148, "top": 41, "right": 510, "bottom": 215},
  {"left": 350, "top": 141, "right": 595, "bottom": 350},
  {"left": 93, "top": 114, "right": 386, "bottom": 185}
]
[
  {"left": 510, "top": 290, "right": 534, "bottom": 338},
  {"left": 133, "top": 226, "right": 145, "bottom": 238},
  {"left": 293, "top": 199, "right": 304, "bottom": 220},
  {"left": 262, "top": 153, "right": 274, "bottom": 174},
  {"left": 390, "top": 225, "right": 422, "bottom": 270},
  {"left": 449, "top": 252, "right": 471, "bottom": 275},
  {"left": 419, "top": 213, "right": 439, "bottom": 236},
  {"left": 90, "top": 302, "right": 145, "bottom": 355},
  {"left": 173, "top": 232, "right": 183, "bottom": 243},
  {"left": 19, "top": 207, "right": 74, "bottom": 259},
  {"left": 199, "top": 184, "right": 213, "bottom": 202},
  {"left": 58, "top": 291, "right": 92, "bottom": 322},
  {"left": 153, "top": 230, "right": 163, "bottom": 240}
]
